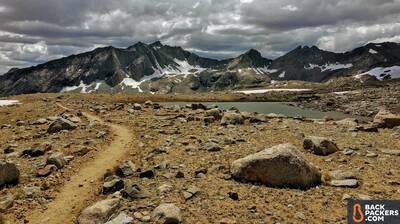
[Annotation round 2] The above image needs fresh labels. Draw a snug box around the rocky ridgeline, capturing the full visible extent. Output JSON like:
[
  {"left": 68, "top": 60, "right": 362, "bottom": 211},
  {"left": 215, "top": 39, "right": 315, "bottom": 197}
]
[{"left": 1, "top": 100, "right": 400, "bottom": 223}]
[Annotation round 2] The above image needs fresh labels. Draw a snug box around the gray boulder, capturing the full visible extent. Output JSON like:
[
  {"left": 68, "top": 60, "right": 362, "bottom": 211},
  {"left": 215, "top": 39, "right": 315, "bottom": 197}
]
[
  {"left": 303, "top": 136, "right": 338, "bottom": 156},
  {"left": 47, "top": 118, "right": 77, "bottom": 133},
  {"left": 152, "top": 203, "right": 182, "bottom": 224},
  {"left": 0, "top": 160, "right": 19, "bottom": 186},
  {"left": 77, "top": 198, "right": 120, "bottom": 224},
  {"left": 231, "top": 144, "right": 321, "bottom": 189}
]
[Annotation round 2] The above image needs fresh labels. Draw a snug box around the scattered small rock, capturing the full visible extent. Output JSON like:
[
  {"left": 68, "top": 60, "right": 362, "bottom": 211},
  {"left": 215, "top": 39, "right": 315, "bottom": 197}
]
[
  {"left": 102, "top": 175, "right": 124, "bottom": 194},
  {"left": 105, "top": 212, "right": 134, "bottom": 224},
  {"left": 47, "top": 118, "right": 77, "bottom": 133},
  {"left": 117, "top": 160, "right": 136, "bottom": 177},
  {"left": 47, "top": 152, "right": 67, "bottom": 169},
  {"left": 77, "top": 198, "right": 120, "bottom": 224},
  {"left": 152, "top": 203, "right": 182, "bottom": 224},
  {"left": 221, "top": 112, "right": 244, "bottom": 125},
  {"left": 122, "top": 181, "right": 150, "bottom": 199},
  {"left": 303, "top": 136, "right": 338, "bottom": 156},
  {"left": 0, "top": 160, "right": 19, "bottom": 186}
]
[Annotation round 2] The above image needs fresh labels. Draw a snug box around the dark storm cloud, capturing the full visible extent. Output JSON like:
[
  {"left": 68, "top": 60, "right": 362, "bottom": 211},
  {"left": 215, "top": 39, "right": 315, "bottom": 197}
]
[{"left": 1, "top": 0, "right": 400, "bottom": 74}]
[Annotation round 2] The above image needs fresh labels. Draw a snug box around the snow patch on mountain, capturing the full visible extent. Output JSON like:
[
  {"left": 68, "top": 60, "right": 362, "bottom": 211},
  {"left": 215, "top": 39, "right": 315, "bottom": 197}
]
[
  {"left": 355, "top": 66, "right": 400, "bottom": 80},
  {"left": 61, "top": 81, "right": 103, "bottom": 93},
  {"left": 369, "top": 49, "right": 378, "bottom": 54},
  {"left": 279, "top": 71, "right": 286, "bottom": 78},
  {"left": 305, "top": 63, "right": 353, "bottom": 72},
  {"left": 254, "top": 66, "right": 278, "bottom": 74}
]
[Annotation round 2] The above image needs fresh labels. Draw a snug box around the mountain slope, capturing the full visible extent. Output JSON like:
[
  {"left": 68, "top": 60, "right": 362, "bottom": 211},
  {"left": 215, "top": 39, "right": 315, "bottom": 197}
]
[{"left": 1, "top": 41, "right": 400, "bottom": 96}]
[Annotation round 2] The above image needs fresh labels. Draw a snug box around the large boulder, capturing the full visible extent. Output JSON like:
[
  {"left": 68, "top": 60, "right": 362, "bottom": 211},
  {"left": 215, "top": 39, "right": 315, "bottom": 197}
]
[
  {"left": 152, "top": 203, "right": 182, "bottom": 224},
  {"left": 303, "top": 136, "right": 338, "bottom": 156},
  {"left": 47, "top": 118, "right": 77, "bottom": 133},
  {"left": 231, "top": 144, "right": 321, "bottom": 189},
  {"left": 221, "top": 112, "right": 244, "bottom": 125},
  {"left": 373, "top": 110, "right": 400, "bottom": 128},
  {"left": 0, "top": 160, "right": 19, "bottom": 186},
  {"left": 77, "top": 198, "right": 120, "bottom": 224}
]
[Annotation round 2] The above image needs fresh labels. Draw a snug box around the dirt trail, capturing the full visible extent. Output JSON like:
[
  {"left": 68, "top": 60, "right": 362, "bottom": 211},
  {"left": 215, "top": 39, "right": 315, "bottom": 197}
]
[{"left": 25, "top": 104, "right": 134, "bottom": 224}]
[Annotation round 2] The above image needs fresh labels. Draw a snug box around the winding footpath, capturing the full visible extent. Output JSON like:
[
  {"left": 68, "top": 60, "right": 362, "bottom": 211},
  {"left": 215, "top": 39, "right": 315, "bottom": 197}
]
[{"left": 26, "top": 104, "right": 134, "bottom": 224}]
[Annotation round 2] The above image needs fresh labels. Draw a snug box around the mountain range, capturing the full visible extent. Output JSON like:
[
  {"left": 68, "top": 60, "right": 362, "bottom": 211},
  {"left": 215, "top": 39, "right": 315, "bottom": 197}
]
[{"left": 1, "top": 41, "right": 400, "bottom": 96}]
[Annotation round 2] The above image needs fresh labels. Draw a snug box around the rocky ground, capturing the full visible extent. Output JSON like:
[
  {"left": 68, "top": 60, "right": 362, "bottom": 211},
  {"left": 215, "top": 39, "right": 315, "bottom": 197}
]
[
  {"left": 292, "top": 79, "right": 400, "bottom": 118},
  {"left": 0, "top": 93, "right": 399, "bottom": 224}
]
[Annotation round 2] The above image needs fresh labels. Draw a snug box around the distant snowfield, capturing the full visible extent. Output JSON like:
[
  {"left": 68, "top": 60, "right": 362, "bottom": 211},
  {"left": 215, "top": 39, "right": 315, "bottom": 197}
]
[
  {"left": 332, "top": 91, "right": 360, "bottom": 95},
  {"left": 355, "top": 66, "right": 400, "bottom": 80},
  {"left": 0, "top": 100, "right": 20, "bottom": 106},
  {"left": 236, "top": 88, "right": 311, "bottom": 94},
  {"left": 305, "top": 63, "right": 353, "bottom": 72}
]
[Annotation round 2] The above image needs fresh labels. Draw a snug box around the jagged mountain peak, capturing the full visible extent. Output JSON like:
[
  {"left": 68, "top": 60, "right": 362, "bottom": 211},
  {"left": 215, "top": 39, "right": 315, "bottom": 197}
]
[
  {"left": 244, "top": 49, "right": 262, "bottom": 58},
  {"left": 150, "top": 41, "right": 163, "bottom": 47}
]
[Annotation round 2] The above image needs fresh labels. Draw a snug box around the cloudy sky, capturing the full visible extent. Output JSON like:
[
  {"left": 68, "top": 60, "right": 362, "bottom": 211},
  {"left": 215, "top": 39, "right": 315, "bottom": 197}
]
[{"left": 1, "top": 0, "right": 400, "bottom": 74}]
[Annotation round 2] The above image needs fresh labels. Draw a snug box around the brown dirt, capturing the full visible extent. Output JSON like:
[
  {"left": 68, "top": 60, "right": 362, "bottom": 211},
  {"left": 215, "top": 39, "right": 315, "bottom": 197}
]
[
  {"left": 1, "top": 93, "right": 399, "bottom": 224},
  {"left": 25, "top": 104, "right": 134, "bottom": 224}
]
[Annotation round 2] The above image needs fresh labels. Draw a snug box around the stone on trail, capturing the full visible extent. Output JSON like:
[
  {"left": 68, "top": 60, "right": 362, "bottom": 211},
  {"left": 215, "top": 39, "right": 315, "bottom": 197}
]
[
  {"left": 231, "top": 143, "right": 321, "bottom": 189},
  {"left": 152, "top": 203, "right": 182, "bottom": 224},
  {"left": 102, "top": 175, "right": 124, "bottom": 194},
  {"left": 221, "top": 112, "right": 245, "bottom": 125},
  {"left": 117, "top": 160, "right": 136, "bottom": 177},
  {"left": 47, "top": 117, "right": 77, "bottom": 133},
  {"left": 303, "top": 136, "right": 338, "bottom": 156},
  {"left": 0, "top": 160, "right": 19, "bottom": 186},
  {"left": 77, "top": 198, "right": 120, "bottom": 224}
]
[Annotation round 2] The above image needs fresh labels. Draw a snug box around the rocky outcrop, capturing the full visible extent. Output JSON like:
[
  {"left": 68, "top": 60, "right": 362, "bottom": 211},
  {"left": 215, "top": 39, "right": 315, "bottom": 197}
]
[{"left": 231, "top": 144, "right": 321, "bottom": 189}]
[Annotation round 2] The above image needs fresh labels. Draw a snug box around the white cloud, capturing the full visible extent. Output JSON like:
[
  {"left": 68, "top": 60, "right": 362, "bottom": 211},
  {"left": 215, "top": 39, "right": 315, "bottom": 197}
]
[{"left": 281, "top": 5, "right": 299, "bottom": 12}]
